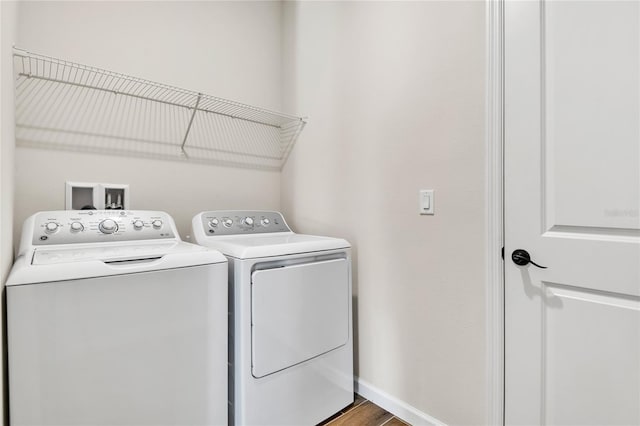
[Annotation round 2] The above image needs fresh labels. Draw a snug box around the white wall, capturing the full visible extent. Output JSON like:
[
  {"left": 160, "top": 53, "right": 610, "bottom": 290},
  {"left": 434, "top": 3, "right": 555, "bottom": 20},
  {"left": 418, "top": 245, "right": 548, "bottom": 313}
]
[
  {"left": 10, "top": 2, "right": 488, "bottom": 424},
  {"left": 282, "top": 2, "right": 486, "bottom": 425},
  {"left": 13, "top": 1, "right": 284, "bottom": 242},
  {"left": 1, "top": 1, "right": 17, "bottom": 280},
  {"left": 0, "top": 1, "right": 17, "bottom": 422}
]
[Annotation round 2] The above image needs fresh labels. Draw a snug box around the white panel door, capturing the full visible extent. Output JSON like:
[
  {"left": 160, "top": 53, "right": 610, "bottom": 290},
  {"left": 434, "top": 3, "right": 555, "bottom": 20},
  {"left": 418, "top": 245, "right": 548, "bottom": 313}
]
[{"left": 504, "top": 1, "right": 640, "bottom": 424}]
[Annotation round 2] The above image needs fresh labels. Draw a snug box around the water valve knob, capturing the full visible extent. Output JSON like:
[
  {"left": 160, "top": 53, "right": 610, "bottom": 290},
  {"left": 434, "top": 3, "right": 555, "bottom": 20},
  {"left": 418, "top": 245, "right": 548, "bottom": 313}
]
[
  {"left": 223, "top": 218, "right": 233, "bottom": 228},
  {"left": 152, "top": 220, "right": 163, "bottom": 229},
  {"left": 243, "top": 217, "right": 254, "bottom": 226},
  {"left": 261, "top": 218, "right": 270, "bottom": 226},
  {"left": 99, "top": 219, "right": 118, "bottom": 234},
  {"left": 44, "top": 222, "right": 59, "bottom": 233},
  {"left": 70, "top": 222, "right": 84, "bottom": 232},
  {"left": 209, "top": 218, "right": 219, "bottom": 228},
  {"left": 133, "top": 220, "right": 144, "bottom": 230}
]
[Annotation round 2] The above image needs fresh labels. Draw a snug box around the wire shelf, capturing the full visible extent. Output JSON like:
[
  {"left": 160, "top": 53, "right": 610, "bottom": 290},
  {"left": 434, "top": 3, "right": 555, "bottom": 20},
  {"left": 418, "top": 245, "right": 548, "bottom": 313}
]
[{"left": 13, "top": 48, "right": 306, "bottom": 170}]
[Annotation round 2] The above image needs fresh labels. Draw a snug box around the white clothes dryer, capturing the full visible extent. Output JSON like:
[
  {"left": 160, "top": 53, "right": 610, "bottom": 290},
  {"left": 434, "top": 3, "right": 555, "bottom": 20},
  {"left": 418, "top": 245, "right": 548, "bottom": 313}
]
[
  {"left": 191, "top": 210, "right": 354, "bottom": 426},
  {"left": 7, "top": 210, "right": 228, "bottom": 426}
]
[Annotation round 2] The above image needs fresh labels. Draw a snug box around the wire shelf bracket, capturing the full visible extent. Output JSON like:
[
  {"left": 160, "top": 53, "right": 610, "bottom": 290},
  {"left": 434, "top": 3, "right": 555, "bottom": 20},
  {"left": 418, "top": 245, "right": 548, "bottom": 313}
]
[
  {"left": 181, "top": 93, "right": 202, "bottom": 156},
  {"left": 13, "top": 47, "right": 307, "bottom": 170}
]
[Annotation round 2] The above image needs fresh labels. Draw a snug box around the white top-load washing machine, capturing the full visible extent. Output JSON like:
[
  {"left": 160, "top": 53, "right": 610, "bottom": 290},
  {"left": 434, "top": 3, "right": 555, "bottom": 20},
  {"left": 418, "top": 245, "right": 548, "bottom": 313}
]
[
  {"left": 191, "top": 210, "right": 354, "bottom": 425},
  {"left": 7, "top": 210, "right": 228, "bottom": 426}
]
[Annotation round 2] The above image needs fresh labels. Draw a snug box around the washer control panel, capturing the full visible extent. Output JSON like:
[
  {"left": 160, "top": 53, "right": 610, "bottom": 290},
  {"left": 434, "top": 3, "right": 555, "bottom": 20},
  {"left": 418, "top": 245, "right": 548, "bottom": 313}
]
[
  {"left": 199, "top": 211, "right": 290, "bottom": 236},
  {"left": 31, "top": 210, "right": 176, "bottom": 245}
]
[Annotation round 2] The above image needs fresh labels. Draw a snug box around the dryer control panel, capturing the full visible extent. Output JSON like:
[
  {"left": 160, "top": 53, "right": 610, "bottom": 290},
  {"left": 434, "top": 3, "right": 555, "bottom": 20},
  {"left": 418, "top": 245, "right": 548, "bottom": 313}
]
[
  {"left": 198, "top": 210, "right": 290, "bottom": 236},
  {"left": 29, "top": 210, "right": 177, "bottom": 246}
]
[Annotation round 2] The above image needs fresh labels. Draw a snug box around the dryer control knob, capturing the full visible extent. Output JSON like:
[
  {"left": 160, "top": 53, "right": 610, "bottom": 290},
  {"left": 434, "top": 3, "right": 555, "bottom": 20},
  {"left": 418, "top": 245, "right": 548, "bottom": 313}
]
[
  {"left": 261, "top": 218, "right": 270, "bottom": 226},
  {"left": 133, "top": 220, "right": 144, "bottom": 230},
  {"left": 209, "top": 218, "right": 219, "bottom": 228},
  {"left": 44, "top": 222, "right": 59, "bottom": 233},
  {"left": 223, "top": 218, "right": 233, "bottom": 228},
  {"left": 99, "top": 219, "right": 118, "bottom": 234},
  {"left": 70, "top": 222, "right": 84, "bottom": 232},
  {"left": 243, "top": 217, "right": 254, "bottom": 226},
  {"left": 152, "top": 220, "right": 163, "bottom": 229}
]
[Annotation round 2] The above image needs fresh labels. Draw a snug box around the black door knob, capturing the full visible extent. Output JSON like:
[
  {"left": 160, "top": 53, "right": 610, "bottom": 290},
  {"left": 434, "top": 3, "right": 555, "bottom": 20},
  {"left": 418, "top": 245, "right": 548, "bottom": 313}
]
[{"left": 511, "top": 249, "right": 547, "bottom": 269}]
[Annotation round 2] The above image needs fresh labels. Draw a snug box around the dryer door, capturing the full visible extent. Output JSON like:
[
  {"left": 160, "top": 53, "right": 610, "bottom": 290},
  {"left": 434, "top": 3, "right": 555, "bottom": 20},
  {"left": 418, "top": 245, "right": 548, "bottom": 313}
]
[{"left": 251, "top": 258, "right": 349, "bottom": 378}]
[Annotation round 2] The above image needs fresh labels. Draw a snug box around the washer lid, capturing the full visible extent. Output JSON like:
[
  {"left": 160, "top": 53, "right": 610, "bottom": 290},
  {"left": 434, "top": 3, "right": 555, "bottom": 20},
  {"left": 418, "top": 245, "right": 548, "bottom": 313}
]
[
  {"left": 7, "top": 241, "right": 227, "bottom": 286},
  {"left": 32, "top": 241, "right": 181, "bottom": 265},
  {"left": 199, "top": 233, "right": 350, "bottom": 259}
]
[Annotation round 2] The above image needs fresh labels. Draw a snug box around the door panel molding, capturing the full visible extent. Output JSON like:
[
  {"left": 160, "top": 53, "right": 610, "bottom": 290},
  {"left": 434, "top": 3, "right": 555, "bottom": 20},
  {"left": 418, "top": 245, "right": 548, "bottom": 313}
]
[
  {"left": 542, "top": 282, "right": 640, "bottom": 425},
  {"left": 485, "top": 0, "right": 505, "bottom": 424},
  {"left": 540, "top": 0, "right": 552, "bottom": 236},
  {"left": 543, "top": 281, "right": 640, "bottom": 307},
  {"left": 545, "top": 225, "right": 640, "bottom": 241},
  {"left": 541, "top": 0, "right": 640, "bottom": 233}
]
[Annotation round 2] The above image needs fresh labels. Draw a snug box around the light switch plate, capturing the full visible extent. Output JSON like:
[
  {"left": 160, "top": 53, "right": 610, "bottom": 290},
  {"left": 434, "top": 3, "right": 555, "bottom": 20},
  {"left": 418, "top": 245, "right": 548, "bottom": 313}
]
[{"left": 419, "top": 189, "right": 434, "bottom": 215}]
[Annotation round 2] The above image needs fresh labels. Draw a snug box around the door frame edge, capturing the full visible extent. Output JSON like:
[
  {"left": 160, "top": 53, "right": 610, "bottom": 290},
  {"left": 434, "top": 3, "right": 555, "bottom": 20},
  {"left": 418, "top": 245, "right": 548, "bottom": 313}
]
[{"left": 485, "top": 0, "right": 505, "bottom": 424}]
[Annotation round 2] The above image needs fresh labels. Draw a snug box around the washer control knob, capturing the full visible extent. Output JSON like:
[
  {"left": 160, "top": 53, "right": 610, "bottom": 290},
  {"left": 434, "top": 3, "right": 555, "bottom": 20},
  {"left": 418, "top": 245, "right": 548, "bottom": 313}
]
[
  {"left": 44, "top": 222, "right": 59, "bottom": 233},
  {"left": 133, "top": 220, "right": 144, "bottom": 230},
  {"left": 152, "top": 220, "right": 163, "bottom": 229},
  {"left": 209, "top": 218, "right": 219, "bottom": 228},
  {"left": 70, "top": 222, "right": 84, "bottom": 233},
  {"left": 223, "top": 218, "right": 233, "bottom": 228},
  {"left": 261, "top": 218, "right": 270, "bottom": 226},
  {"left": 243, "top": 217, "right": 254, "bottom": 226},
  {"left": 99, "top": 219, "right": 118, "bottom": 234}
]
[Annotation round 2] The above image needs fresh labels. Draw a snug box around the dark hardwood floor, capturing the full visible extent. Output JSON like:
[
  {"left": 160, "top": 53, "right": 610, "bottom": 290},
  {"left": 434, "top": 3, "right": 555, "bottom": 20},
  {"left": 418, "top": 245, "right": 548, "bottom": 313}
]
[{"left": 318, "top": 394, "right": 411, "bottom": 426}]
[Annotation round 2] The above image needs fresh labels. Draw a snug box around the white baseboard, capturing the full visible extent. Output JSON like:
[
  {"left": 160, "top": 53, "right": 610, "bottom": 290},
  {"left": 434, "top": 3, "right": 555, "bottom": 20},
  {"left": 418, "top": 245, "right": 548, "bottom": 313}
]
[{"left": 354, "top": 377, "right": 446, "bottom": 426}]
